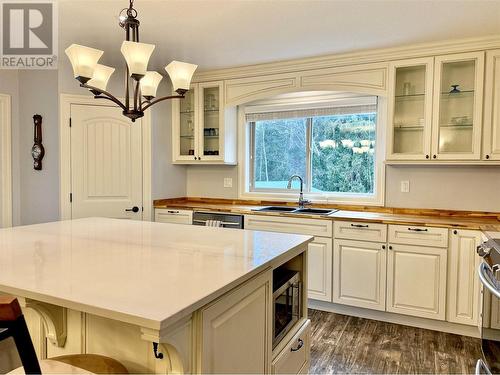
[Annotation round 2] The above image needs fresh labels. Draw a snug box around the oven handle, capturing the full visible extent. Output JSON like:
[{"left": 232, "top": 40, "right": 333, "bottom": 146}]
[
  {"left": 476, "top": 359, "right": 492, "bottom": 375},
  {"left": 478, "top": 262, "right": 500, "bottom": 299}
]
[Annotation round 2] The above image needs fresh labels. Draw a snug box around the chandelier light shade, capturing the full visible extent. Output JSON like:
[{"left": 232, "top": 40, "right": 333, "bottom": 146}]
[
  {"left": 87, "top": 64, "right": 116, "bottom": 92},
  {"left": 65, "top": 44, "right": 104, "bottom": 83},
  {"left": 64, "top": 0, "right": 197, "bottom": 122},
  {"left": 140, "top": 71, "right": 163, "bottom": 99},
  {"left": 121, "top": 41, "right": 155, "bottom": 80},
  {"left": 165, "top": 61, "right": 198, "bottom": 93}
]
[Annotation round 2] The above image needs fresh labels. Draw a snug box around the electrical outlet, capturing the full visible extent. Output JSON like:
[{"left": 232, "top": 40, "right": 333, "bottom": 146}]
[
  {"left": 400, "top": 180, "right": 410, "bottom": 193},
  {"left": 224, "top": 178, "right": 233, "bottom": 188}
]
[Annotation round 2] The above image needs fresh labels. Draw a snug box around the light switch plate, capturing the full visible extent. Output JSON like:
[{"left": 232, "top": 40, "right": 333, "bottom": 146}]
[
  {"left": 224, "top": 178, "right": 233, "bottom": 188},
  {"left": 401, "top": 180, "right": 410, "bottom": 193}
]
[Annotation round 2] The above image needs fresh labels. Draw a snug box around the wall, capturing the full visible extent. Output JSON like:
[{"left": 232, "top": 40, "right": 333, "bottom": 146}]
[
  {"left": 18, "top": 70, "right": 59, "bottom": 225},
  {"left": 186, "top": 158, "right": 500, "bottom": 212}
]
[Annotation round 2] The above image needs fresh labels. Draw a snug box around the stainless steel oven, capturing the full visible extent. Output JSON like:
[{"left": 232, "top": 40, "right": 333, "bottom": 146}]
[
  {"left": 477, "top": 238, "right": 500, "bottom": 375},
  {"left": 272, "top": 269, "right": 301, "bottom": 348}
]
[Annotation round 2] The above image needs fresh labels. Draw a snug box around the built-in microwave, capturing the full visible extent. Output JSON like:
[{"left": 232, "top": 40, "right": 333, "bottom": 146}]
[{"left": 272, "top": 269, "right": 301, "bottom": 348}]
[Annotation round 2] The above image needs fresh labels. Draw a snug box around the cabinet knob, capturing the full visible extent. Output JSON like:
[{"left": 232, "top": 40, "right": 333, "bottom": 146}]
[
  {"left": 198, "top": 156, "right": 202, "bottom": 160},
  {"left": 382, "top": 245, "right": 386, "bottom": 250},
  {"left": 425, "top": 155, "right": 430, "bottom": 159},
  {"left": 453, "top": 230, "right": 458, "bottom": 235},
  {"left": 389, "top": 245, "right": 393, "bottom": 250},
  {"left": 433, "top": 155, "right": 437, "bottom": 159},
  {"left": 486, "top": 155, "right": 491, "bottom": 160}
]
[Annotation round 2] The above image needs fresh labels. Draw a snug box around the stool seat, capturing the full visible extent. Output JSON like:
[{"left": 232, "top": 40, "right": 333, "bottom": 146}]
[{"left": 9, "top": 354, "right": 128, "bottom": 374}]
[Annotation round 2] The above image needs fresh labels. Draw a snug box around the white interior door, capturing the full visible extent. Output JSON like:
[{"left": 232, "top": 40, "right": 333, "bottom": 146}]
[{"left": 70, "top": 104, "right": 143, "bottom": 220}]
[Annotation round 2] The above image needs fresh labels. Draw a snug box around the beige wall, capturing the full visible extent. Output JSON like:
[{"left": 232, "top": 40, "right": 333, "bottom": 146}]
[{"left": 186, "top": 164, "right": 500, "bottom": 212}]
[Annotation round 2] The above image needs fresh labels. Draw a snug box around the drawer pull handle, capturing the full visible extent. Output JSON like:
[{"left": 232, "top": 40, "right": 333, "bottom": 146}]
[
  {"left": 350, "top": 224, "right": 369, "bottom": 228},
  {"left": 291, "top": 338, "right": 304, "bottom": 352},
  {"left": 408, "top": 227, "right": 428, "bottom": 232},
  {"left": 167, "top": 210, "right": 180, "bottom": 214}
]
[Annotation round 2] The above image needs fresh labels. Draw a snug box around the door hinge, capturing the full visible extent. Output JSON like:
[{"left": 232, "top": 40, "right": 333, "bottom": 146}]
[
  {"left": 69, "top": 193, "right": 73, "bottom": 203},
  {"left": 142, "top": 206, "right": 144, "bottom": 212},
  {"left": 69, "top": 118, "right": 72, "bottom": 127}
]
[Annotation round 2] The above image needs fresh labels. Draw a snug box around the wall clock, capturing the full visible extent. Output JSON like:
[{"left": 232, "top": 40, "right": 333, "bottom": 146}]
[{"left": 32, "top": 114, "right": 45, "bottom": 170}]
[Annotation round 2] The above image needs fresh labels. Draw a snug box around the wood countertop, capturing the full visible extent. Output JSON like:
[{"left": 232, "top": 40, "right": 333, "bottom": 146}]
[
  {"left": 0, "top": 218, "right": 311, "bottom": 331},
  {"left": 154, "top": 198, "right": 500, "bottom": 230}
]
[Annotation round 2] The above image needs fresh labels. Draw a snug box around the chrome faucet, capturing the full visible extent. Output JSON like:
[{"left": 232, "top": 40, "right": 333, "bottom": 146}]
[{"left": 287, "top": 175, "right": 311, "bottom": 208}]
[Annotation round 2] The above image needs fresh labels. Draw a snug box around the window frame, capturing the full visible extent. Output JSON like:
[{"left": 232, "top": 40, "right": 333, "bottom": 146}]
[{"left": 238, "top": 95, "right": 387, "bottom": 206}]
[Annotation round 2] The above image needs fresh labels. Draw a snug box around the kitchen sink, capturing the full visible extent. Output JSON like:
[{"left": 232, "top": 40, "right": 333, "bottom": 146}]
[
  {"left": 293, "top": 208, "right": 338, "bottom": 215},
  {"left": 252, "top": 206, "right": 298, "bottom": 213},
  {"left": 252, "top": 206, "right": 338, "bottom": 216}
]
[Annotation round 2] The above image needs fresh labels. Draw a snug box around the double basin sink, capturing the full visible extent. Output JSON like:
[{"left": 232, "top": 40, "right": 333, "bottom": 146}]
[{"left": 252, "top": 206, "right": 338, "bottom": 216}]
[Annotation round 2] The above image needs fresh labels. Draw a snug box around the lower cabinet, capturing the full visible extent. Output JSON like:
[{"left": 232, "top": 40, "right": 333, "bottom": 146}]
[
  {"left": 200, "top": 270, "right": 272, "bottom": 374},
  {"left": 447, "top": 230, "right": 482, "bottom": 326},
  {"left": 307, "top": 237, "right": 333, "bottom": 302},
  {"left": 332, "top": 239, "right": 386, "bottom": 311},
  {"left": 154, "top": 208, "right": 193, "bottom": 225},
  {"left": 272, "top": 320, "right": 311, "bottom": 374},
  {"left": 386, "top": 244, "right": 447, "bottom": 321}
]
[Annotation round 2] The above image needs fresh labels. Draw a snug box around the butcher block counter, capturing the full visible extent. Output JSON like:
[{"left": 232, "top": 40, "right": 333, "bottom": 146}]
[
  {"left": 154, "top": 197, "right": 500, "bottom": 230},
  {"left": 0, "top": 218, "right": 312, "bottom": 374}
]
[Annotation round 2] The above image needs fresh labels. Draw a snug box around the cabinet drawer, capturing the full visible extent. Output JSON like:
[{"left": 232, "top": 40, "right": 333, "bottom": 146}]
[
  {"left": 272, "top": 320, "right": 310, "bottom": 375},
  {"left": 388, "top": 225, "right": 448, "bottom": 248},
  {"left": 154, "top": 208, "right": 193, "bottom": 225},
  {"left": 334, "top": 221, "right": 387, "bottom": 243},
  {"left": 245, "top": 215, "right": 332, "bottom": 238}
]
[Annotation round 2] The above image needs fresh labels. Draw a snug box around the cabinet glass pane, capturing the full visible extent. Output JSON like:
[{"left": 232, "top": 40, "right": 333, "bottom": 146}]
[
  {"left": 438, "top": 60, "right": 475, "bottom": 153},
  {"left": 392, "top": 65, "right": 426, "bottom": 154},
  {"left": 179, "top": 90, "right": 195, "bottom": 156},
  {"left": 202, "top": 87, "right": 220, "bottom": 157}
]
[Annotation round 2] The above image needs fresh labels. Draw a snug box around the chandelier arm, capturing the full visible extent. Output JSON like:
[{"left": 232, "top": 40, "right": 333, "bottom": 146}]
[
  {"left": 81, "top": 83, "right": 127, "bottom": 111},
  {"left": 133, "top": 81, "right": 140, "bottom": 111},
  {"left": 142, "top": 95, "right": 185, "bottom": 111}
]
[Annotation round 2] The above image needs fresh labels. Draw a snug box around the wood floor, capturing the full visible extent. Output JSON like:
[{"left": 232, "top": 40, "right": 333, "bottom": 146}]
[{"left": 308, "top": 309, "right": 482, "bottom": 374}]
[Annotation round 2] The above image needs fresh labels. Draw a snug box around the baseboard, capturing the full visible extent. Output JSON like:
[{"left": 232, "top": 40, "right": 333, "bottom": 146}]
[{"left": 308, "top": 299, "right": 480, "bottom": 338}]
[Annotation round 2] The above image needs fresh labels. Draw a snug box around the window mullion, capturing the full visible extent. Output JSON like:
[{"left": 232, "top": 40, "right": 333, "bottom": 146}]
[{"left": 305, "top": 117, "right": 312, "bottom": 193}]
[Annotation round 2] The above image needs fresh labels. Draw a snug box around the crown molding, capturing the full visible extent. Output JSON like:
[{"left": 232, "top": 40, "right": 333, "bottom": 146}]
[{"left": 193, "top": 34, "right": 500, "bottom": 83}]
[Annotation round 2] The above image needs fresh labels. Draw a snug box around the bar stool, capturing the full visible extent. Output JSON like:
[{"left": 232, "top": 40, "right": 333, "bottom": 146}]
[{"left": 0, "top": 296, "right": 128, "bottom": 374}]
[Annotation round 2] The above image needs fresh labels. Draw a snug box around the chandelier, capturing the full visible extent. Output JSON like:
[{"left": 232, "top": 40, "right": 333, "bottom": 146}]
[{"left": 65, "top": 0, "right": 197, "bottom": 122}]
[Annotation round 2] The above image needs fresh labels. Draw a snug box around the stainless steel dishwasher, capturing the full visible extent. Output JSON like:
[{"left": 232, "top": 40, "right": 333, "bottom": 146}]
[{"left": 192, "top": 211, "right": 244, "bottom": 229}]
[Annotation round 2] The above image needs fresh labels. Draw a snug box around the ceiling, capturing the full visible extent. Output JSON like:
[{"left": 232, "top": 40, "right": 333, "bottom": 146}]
[{"left": 59, "top": 0, "right": 500, "bottom": 72}]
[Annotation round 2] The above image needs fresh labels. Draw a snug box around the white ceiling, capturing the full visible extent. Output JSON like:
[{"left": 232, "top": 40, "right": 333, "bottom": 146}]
[{"left": 59, "top": 0, "right": 500, "bottom": 71}]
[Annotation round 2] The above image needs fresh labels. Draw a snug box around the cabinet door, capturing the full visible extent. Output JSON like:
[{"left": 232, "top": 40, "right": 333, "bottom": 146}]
[
  {"left": 387, "top": 243, "right": 447, "bottom": 320},
  {"left": 447, "top": 230, "right": 482, "bottom": 326},
  {"left": 307, "top": 237, "right": 332, "bottom": 302},
  {"left": 333, "top": 239, "right": 386, "bottom": 311},
  {"left": 387, "top": 58, "right": 434, "bottom": 160},
  {"left": 483, "top": 49, "right": 500, "bottom": 160},
  {"left": 197, "top": 81, "right": 225, "bottom": 162},
  {"left": 172, "top": 84, "right": 198, "bottom": 163},
  {"left": 201, "top": 270, "right": 271, "bottom": 374},
  {"left": 431, "top": 52, "right": 484, "bottom": 160}
]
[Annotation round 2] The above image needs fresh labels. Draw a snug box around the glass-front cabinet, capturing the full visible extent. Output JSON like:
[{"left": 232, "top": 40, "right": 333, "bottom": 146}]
[
  {"left": 387, "top": 52, "right": 484, "bottom": 161},
  {"left": 432, "top": 52, "right": 484, "bottom": 160},
  {"left": 172, "top": 81, "right": 237, "bottom": 164},
  {"left": 387, "top": 58, "right": 434, "bottom": 160}
]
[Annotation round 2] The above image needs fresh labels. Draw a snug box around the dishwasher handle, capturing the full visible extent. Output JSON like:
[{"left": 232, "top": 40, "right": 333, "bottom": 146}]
[
  {"left": 478, "top": 262, "right": 500, "bottom": 299},
  {"left": 476, "top": 359, "right": 492, "bottom": 375}
]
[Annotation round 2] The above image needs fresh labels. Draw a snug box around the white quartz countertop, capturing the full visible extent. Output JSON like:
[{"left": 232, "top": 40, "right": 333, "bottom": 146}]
[{"left": 0, "top": 218, "right": 312, "bottom": 330}]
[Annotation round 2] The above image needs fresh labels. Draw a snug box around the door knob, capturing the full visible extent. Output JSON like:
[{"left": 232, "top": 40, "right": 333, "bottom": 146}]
[{"left": 125, "top": 206, "right": 140, "bottom": 213}]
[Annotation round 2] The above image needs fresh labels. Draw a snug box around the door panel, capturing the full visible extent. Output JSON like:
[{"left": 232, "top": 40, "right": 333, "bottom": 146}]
[
  {"left": 333, "top": 239, "right": 386, "bottom": 311},
  {"left": 307, "top": 237, "right": 332, "bottom": 302},
  {"left": 70, "top": 105, "right": 142, "bottom": 219}
]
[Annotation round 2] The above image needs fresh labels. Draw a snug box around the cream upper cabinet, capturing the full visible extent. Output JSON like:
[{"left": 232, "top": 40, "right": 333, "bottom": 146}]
[
  {"left": 387, "top": 58, "right": 434, "bottom": 160},
  {"left": 447, "top": 229, "right": 482, "bottom": 326},
  {"left": 172, "top": 81, "right": 237, "bottom": 164},
  {"left": 386, "top": 243, "right": 447, "bottom": 320},
  {"left": 483, "top": 49, "right": 500, "bottom": 161},
  {"left": 333, "top": 239, "right": 386, "bottom": 311},
  {"left": 431, "top": 52, "right": 484, "bottom": 160}
]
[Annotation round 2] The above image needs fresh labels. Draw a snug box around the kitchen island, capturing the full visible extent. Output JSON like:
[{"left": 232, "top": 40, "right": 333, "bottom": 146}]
[{"left": 0, "top": 218, "right": 312, "bottom": 374}]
